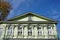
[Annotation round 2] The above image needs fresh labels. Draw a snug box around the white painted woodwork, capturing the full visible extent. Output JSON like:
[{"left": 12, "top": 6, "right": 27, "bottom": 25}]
[
  {"left": 0, "top": 24, "right": 57, "bottom": 39},
  {"left": 17, "top": 17, "right": 28, "bottom": 21},
  {"left": 17, "top": 15, "right": 47, "bottom": 21},
  {"left": 0, "top": 24, "right": 6, "bottom": 38},
  {"left": 0, "top": 13, "right": 58, "bottom": 39},
  {"left": 32, "top": 16, "right": 47, "bottom": 21}
]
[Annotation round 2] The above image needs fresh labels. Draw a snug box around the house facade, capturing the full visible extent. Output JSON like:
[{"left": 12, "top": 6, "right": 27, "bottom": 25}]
[{"left": 0, "top": 13, "right": 58, "bottom": 40}]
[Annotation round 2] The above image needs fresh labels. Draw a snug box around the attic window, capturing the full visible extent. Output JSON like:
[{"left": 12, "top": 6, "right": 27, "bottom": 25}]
[{"left": 7, "top": 26, "right": 13, "bottom": 36}]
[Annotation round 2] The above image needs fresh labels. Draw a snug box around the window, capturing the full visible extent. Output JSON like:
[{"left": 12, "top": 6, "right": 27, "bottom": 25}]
[
  {"left": 38, "top": 30, "right": 42, "bottom": 36},
  {"left": 7, "top": 26, "right": 13, "bottom": 35},
  {"left": 18, "top": 26, "right": 22, "bottom": 36},
  {"left": 47, "top": 26, "right": 52, "bottom": 35},
  {"left": 28, "top": 27, "right": 32, "bottom": 36},
  {"left": 37, "top": 26, "right": 42, "bottom": 36},
  {"left": 37, "top": 27, "right": 41, "bottom": 30},
  {"left": 48, "top": 30, "right": 52, "bottom": 35}
]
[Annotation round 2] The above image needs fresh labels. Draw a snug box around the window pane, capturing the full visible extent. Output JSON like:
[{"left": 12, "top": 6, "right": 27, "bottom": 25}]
[
  {"left": 28, "top": 27, "right": 32, "bottom": 36},
  {"left": 18, "top": 31, "right": 22, "bottom": 36},
  {"left": 48, "top": 30, "right": 52, "bottom": 35},
  {"left": 18, "top": 26, "right": 22, "bottom": 36},
  {"left": 8, "top": 27, "right": 12, "bottom": 30},
  {"left": 37, "top": 26, "right": 42, "bottom": 36},
  {"left": 7, "top": 27, "right": 13, "bottom": 35},
  {"left": 38, "top": 31, "right": 42, "bottom": 35},
  {"left": 37, "top": 27, "right": 41, "bottom": 30},
  {"left": 28, "top": 32, "right": 32, "bottom": 36},
  {"left": 38, "top": 30, "right": 42, "bottom": 36}
]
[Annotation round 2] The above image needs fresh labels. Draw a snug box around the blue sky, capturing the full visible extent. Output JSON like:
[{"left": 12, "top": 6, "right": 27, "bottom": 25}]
[{"left": 7, "top": 0, "right": 60, "bottom": 38}]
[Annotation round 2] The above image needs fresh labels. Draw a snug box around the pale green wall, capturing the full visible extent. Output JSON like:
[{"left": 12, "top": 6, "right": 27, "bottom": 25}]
[
  {"left": 16, "top": 15, "right": 47, "bottom": 21},
  {"left": 32, "top": 16, "right": 47, "bottom": 21}
]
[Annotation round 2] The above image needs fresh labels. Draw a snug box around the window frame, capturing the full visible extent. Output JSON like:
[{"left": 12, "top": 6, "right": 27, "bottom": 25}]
[
  {"left": 28, "top": 27, "right": 32, "bottom": 36},
  {"left": 18, "top": 26, "right": 22, "bottom": 36}
]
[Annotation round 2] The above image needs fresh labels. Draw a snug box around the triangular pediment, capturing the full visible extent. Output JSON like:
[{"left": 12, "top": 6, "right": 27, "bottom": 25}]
[
  {"left": 8, "top": 12, "right": 57, "bottom": 22},
  {"left": 17, "top": 15, "right": 47, "bottom": 21}
]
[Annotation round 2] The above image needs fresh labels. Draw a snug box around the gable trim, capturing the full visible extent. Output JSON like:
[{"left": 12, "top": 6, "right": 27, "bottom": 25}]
[
  {"left": 0, "top": 21, "right": 57, "bottom": 24},
  {"left": 8, "top": 12, "right": 57, "bottom": 22}
]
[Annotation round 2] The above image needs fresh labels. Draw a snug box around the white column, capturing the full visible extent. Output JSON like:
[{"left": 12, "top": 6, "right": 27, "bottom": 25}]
[
  {"left": 53, "top": 24, "right": 58, "bottom": 37},
  {"left": 5, "top": 24, "right": 8, "bottom": 38},
  {"left": 3, "top": 24, "right": 7, "bottom": 38},
  {"left": 18, "top": 25, "right": 23, "bottom": 38},
  {"left": 44, "top": 26, "right": 48, "bottom": 38},
  {"left": 0, "top": 24, "right": 7, "bottom": 38},
  {"left": 32, "top": 26, "right": 34, "bottom": 38},
  {"left": 34, "top": 26, "right": 38, "bottom": 38},
  {"left": 22, "top": 26, "right": 24, "bottom": 38}
]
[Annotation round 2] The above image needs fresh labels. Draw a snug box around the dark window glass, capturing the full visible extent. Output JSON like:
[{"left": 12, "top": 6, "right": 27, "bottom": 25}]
[
  {"left": 8, "top": 26, "right": 12, "bottom": 35},
  {"left": 48, "top": 30, "right": 52, "bottom": 35},
  {"left": 37, "top": 27, "right": 41, "bottom": 29},
  {"left": 37, "top": 26, "right": 42, "bottom": 36},
  {"left": 18, "top": 26, "right": 22, "bottom": 36},
  {"left": 18, "top": 31, "right": 22, "bottom": 35},
  {"left": 38, "top": 31, "right": 42, "bottom": 35},
  {"left": 28, "top": 27, "right": 32, "bottom": 36}
]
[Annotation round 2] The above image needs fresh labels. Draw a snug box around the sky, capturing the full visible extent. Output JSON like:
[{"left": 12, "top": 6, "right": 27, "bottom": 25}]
[{"left": 7, "top": 0, "right": 60, "bottom": 38}]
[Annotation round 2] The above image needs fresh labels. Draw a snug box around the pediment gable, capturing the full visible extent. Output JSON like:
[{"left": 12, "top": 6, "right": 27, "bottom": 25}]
[{"left": 8, "top": 12, "right": 57, "bottom": 22}]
